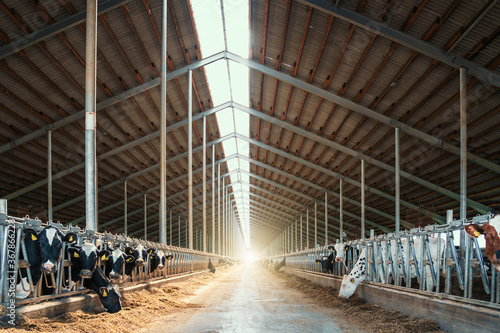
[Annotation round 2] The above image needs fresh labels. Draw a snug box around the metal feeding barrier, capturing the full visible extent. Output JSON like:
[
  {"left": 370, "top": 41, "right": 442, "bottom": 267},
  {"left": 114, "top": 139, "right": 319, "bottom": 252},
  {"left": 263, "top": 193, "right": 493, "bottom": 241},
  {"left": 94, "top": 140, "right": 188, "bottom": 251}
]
[
  {"left": 267, "top": 213, "right": 500, "bottom": 308},
  {"left": 0, "top": 209, "right": 224, "bottom": 307}
]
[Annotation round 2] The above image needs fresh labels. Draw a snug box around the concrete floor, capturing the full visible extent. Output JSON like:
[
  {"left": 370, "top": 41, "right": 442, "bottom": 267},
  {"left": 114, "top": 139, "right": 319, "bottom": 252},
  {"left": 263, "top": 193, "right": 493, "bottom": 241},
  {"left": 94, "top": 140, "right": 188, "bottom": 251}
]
[{"left": 142, "top": 263, "right": 359, "bottom": 333}]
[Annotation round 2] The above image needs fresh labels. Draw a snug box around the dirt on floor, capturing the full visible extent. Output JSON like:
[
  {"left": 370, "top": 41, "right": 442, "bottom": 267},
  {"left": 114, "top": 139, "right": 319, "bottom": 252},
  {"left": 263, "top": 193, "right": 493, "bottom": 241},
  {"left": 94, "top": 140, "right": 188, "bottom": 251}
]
[
  {"left": 277, "top": 270, "right": 446, "bottom": 333},
  {"left": 2, "top": 265, "right": 449, "bottom": 333},
  {"left": 0, "top": 271, "right": 221, "bottom": 333}
]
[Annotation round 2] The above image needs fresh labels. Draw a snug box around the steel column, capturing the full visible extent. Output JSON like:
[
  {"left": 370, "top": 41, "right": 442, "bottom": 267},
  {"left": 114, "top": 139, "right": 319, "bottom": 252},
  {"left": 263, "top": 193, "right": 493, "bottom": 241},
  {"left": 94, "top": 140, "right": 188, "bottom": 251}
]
[
  {"left": 300, "top": 215, "right": 303, "bottom": 251},
  {"left": 361, "top": 159, "right": 365, "bottom": 239},
  {"left": 47, "top": 130, "right": 52, "bottom": 221},
  {"left": 212, "top": 145, "right": 215, "bottom": 253},
  {"left": 203, "top": 115, "right": 207, "bottom": 252},
  {"left": 218, "top": 164, "right": 221, "bottom": 255},
  {"left": 170, "top": 210, "right": 172, "bottom": 245},
  {"left": 395, "top": 127, "right": 400, "bottom": 233},
  {"left": 339, "top": 179, "right": 343, "bottom": 240},
  {"left": 124, "top": 180, "right": 127, "bottom": 235},
  {"left": 306, "top": 210, "right": 309, "bottom": 249},
  {"left": 85, "top": 0, "right": 98, "bottom": 232},
  {"left": 315, "top": 202, "right": 317, "bottom": 247},
  {"left": 188, "top": 69, "right": 193, "bottom": 250},
  {"left": 144, "top": 194, "right": 147, "bottom": 241},
  {"left": 325, "top": 192, "right": 328, "bottom": 245},
  {"left": 159, "top": 0, "right": 168, "bottom": 245}
]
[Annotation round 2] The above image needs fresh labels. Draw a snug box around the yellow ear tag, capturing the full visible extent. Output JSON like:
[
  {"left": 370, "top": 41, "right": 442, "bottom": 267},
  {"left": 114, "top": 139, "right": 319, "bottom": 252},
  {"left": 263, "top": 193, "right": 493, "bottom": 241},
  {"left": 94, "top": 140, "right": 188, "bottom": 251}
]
[
  {"left": 31, "top": 234, "right": 37, "bottom": 241},
  {"left": 69, "top": 236, "right": 73, "bottom": 242},
  {"left": 101, "top": 255, "right": 108, "bottom": 261},
  {"left": 474, "top": 230, "right": 481, "bottom": 238},
  {"left": 331, "top": 260, "right": 334, "bottom": 264},
  {"left": 74, "top": 252, "right": 80, "bottom": 258},
  {"left": 102, "top": 290, "right": 107, "bottom": 297},
  {"left": 126, "top": 257, "right": 132, "bottom": 262},
  {"left": 150, "top": 256, "right": 153, "bottom": 260}
]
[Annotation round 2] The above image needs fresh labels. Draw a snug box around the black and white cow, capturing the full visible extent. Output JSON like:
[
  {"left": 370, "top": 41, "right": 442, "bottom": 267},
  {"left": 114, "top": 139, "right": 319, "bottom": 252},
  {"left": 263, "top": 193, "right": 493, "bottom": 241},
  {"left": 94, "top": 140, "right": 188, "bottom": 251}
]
[
  {"left": 103, "top": 248, "right": 135, "bottom": 280},
  {"left": 38, "top": 226, "right": 77, "bottom": 273},
  {"left": 15, "top": 229, "right": 42, "bottom": 299},
  {"left": 315, "top": 251, "right": 335, "bottom": 274},
  {"left": 66, "top": 243, "right": 121, "bottom": 313},
  {"left": 338, "top": 236, "right": 445, "bottom": 298},
  {"left": 67, "top": 243, "right": 110, "bottom": 279},
  {"left": 125, "top": 244, "right": 148, "bottom": 267},
  {"left": 149, "top": 249, "right": 173, "bottom": 273}
]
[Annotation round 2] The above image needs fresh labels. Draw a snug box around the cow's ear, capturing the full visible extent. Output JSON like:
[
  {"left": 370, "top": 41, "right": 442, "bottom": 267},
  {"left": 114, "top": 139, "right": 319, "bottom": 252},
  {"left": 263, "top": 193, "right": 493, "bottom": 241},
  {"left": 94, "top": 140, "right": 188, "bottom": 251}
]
[
  {"left": 98, "top": 250, "right": 111, "bottom": 261},
  {"left": 67, "top": 247, "right": 80, "bottom": 258},
  {"left": 63, "top": 232, "right": 78, "bottom": 244},
  {"left": 465, "top": 224, "right": 483, "bottom": 238},
  {"left": 24, "top": 229, "right": 38, "bottom": 241},
  {"left": 99, "top": 287, "right": 108, "bottom": 298},
  {"left": 125, "top": 247, "right": 134, "bottom": 255},
  {"left": 328, "top": 246, "right": 334, "bottom": 251},
  {"left": 315, "top": 259, "right": 321, "bottom": 264},
  {"left": 125, "top": 255, "right": 135, "bottom": 263},
  {"left": 166, "top": 255, "right": 173, "bottom": 260},
  {"left": 331, "top": 260, "right": 334, "bottom": 264},
  {"left": 345, "top": 245, "right": 349, "bottom": 251}
]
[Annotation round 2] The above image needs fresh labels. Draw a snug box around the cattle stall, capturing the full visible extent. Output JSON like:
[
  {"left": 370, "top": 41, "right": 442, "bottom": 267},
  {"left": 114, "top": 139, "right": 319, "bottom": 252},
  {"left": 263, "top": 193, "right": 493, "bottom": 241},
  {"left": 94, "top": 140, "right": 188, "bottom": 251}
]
[{"left": 0, "top": 208, "right": 224, "bottom": 311}]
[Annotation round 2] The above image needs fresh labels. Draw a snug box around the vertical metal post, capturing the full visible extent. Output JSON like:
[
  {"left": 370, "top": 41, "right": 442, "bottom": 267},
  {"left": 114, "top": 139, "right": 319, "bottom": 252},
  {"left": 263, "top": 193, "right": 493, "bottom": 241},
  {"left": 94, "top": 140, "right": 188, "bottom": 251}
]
[
  {"left": 460, "top": 67, "right": 469, "bottom": 296},
  {"left": 306, "top": 210, "right": 309, "bottom": 249},
  {"left": 178, "top": 216, "right": 180, "bottom": 246},
  {"left": 325, "top": 192, "right": 328, "bottom": 246},
  {"left": 295, "top": 220, "right": 297, "bottom": 252},
  {"left": 170, "top": 210, "right": 172, "bottom": 245},
  {"left": 144, "top": 194, "right": 147, "bottom": 241},
  {"left": 202, "top": 115, "right": 207, "bottom": 252},
  {"left": 85, "top": 0, "right": 98, "bottom": 232},
  {"left": 185, "top": 219, "right": 188, "bottom": 248},
  {"left": 218, "top": 164, "right": 221, "bottom": 255},
  {"left": 361, "top": 159, "right": 365, "bottom": 239},
  {"left": 314, "top": 202, "right": 317, "bottom": 247},
  {"left": 188, "top": 69, "right": 193, "bottom": 250},
  {"left": 47, "top": 130, "right": 53, "bottom": 221},
  {"left": 159, "top": 0, "right": 168, "bottom": 245},
  {"left": 340, "top": 179, "right": 343, "bottom": 241},
  {"left": 124, "top": 180, "right": 127, "bottom": 235},
  {"left": 212, "top": 147, "right": 215, "bottom": 253},
  {"left": 300, "top": 215, "right": 303, "bottom": 251},
  {"left": 222, "top": 177, "right": 225, "bottom": 256},
  {"left": 395, "top": 128, "right": 400, "bottom": 233}
]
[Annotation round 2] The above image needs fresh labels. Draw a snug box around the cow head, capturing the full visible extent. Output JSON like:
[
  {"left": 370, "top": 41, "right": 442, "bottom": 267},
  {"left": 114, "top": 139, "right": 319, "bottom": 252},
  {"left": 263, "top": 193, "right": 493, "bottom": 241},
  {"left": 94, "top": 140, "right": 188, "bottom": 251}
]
[
  {"left": 334, "top": 243, "right": 350, "bottom": 262},
  {"left": 67, "top": 244, "right": 109, "bottom": 278},
  {"left": 149, "top": 249, "right": 173, "bottom": 272},
  {"left": 338, "top": 248, "right": 367, "bottom": 299},
  {"left": 208, "top": 258, "right": 216, "bottom": 273},
  {"left": 105, "top": 248, "right": 135, "bottom": 280},
  {"left": 125, "top": 244, "right": 147, "bottom": 267},
  {"left": 38, "top": 226, "right": 77, "bottom": 273},
  {"left": 98, "top": 285, "right": 122, "bottom": 313},
  {"left": 315, "top": 252, "right": 334, "bottom": 273},
  {"left": 466, "top": 216, "right": 500, "bottom": 271}
]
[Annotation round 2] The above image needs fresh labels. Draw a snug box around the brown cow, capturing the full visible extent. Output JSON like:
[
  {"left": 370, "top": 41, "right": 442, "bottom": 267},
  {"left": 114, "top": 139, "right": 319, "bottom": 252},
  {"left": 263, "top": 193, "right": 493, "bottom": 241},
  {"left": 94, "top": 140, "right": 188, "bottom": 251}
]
[{"left": 465, "top": 214, "right": 500, "bottom": 272}]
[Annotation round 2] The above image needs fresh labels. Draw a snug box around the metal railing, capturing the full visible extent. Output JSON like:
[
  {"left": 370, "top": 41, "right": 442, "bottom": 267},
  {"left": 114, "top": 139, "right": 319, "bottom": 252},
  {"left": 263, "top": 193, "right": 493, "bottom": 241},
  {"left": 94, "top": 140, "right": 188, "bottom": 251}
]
[
  {"left": 0, "top": 212, "right": 224, "bottom": 306},
  {"left": 265, "top": 213, "right": 499, "bottom": 307}
]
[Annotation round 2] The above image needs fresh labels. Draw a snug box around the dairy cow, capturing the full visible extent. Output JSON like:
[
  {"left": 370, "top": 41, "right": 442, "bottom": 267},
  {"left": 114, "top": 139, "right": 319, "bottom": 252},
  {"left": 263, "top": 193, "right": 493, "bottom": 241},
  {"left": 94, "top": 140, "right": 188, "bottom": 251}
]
[
  {"left": 149, "top": 249, "right": 173, "bottom": 273},
  {"left": 208, "top": 258, "right": 216, "bottom": 273},
  {"left": 338, "top": 236, "right": 445, "bottom": 298},
  {"left": 125, "top": 244, "right": 148, "bottom": 267},
  {"left": 102, "top": 248, "right": 135, "bottom": 280},
  {"left": 315, "top": 250, "right": 335, "bottom": 274},
  {"left": 38, "top": 226, "right": 77, "bottom": 273},
  {"left": 15, "top": 229, "right": 42, "bottom": 299},
  {"left": 67, "top": 243, "right": 121, "bottom": 313},
  {"left": 465, "top": 214, "right": 500, "bottom": 272}
]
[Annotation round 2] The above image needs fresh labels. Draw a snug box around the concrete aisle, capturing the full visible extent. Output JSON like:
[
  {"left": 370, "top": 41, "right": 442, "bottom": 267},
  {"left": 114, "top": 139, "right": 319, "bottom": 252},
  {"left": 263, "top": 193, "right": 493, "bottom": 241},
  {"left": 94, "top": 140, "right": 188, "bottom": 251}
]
[{"left": 142, "top": 263, "right": 358, "bottom": 333}]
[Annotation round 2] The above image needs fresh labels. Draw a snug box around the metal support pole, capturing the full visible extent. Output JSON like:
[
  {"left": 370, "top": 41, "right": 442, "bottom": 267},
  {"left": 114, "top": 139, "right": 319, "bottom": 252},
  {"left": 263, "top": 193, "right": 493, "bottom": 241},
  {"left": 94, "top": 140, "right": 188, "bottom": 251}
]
[
  {"left": 314, "top": 202, "right": 317, "bottom": 247},
  {"left": 47, "top": 130, "right": 53, "bottom": 221},
  {"left": 223, "top": 177, "right": 226, "bottom": 256},
  {"left": 339, "top": 179, "right": 343, "bottom": 241},
  {"left": 188, "top": 69, "right": 193, "bottom": 250},
  {"left": 170, "top": 210, "right": 172, "bottom": 245},
  {"left": 212, "top": 146, "right": 215, "bottom": 253},
  {"left": 395, "top": 128, "right": 400, "bottom": 233},
  {"left": 85, "top": 0, "right": 98, "bottom": 232},
  {"left": 178, "top": 216, "right": 180, "bottom": 246},
  {"left": 124, "top": 180, "right": 127, "bottom": 235},
  {"left": 159, "top": 0, "right": 168, "bottom": 245},
  {"left": 361, "top": 159, "right": 365, "bottom": 239},
  {"left": 300, "top": 215, "right": 303, "bottom": 251},
  {"left": 144, "top": 194, "right": 147, "bottom": 241},
  {"left": 325, "top": 192, "right": 328, "bottom": 246},
  {"left": 306, "top": 210, "right": 309, "bottom": 249},
  {"left": 218, "top": 164, "right": 221, "bottom": 255},
  {"left": 460, "top": 67, "right": 469, "bottom": 291},
  {"left": 202, "top": 115, "right": 207, "bottom": 252},
  {"left": 295, "top": 220, "right": 297, "bottom": 252}
]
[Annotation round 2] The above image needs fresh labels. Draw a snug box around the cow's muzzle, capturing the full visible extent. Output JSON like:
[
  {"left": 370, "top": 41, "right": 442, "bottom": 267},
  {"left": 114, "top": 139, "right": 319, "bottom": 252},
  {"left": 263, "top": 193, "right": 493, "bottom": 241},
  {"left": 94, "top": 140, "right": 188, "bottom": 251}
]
[
  {"left": 135, "top": 259, "right": 144, "bottom": 266},
  {"left": 79, "top": 270, "right": 92, "bottom": 278},
  {"left": 109, "top": 272, "right": 120, "bottom": 280},
  {"left": 42, "top": 263, "right": 56, "bottom": 272}
]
